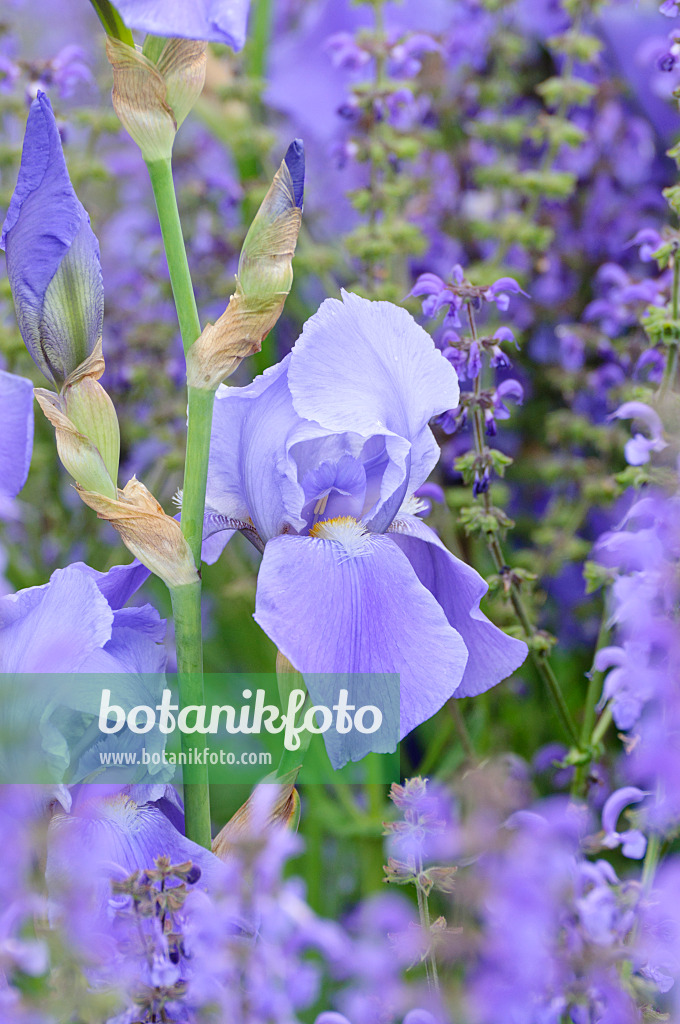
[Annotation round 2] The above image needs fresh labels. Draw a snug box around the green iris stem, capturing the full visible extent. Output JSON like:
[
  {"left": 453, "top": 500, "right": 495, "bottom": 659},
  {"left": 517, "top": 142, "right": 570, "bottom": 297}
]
[
  {"left": 146, "top": 159, "right": 201, "bottom": 355},
  {"left": 246, "top": 0, "right": 273, "bottom": 80},
  {"left": 89, "top": 0, "right": 135, "bottom": 45},
  {"left": 183, "top": 386, "right": 217, "bottom": 566},
  {"left": 146, "top": 156, "right": 214, "bottom": 847},
  {"left": 169, "top": 583, "right": 212, "bottom": 849},
  {"left": 467, "top": 306, "right": 580, "bottom": 749}
]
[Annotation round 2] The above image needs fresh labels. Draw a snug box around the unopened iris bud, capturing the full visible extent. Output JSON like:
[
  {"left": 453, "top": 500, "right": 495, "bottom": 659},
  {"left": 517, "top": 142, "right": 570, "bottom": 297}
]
[
  {"left": 35, "top": 372, "right": 120, "bottom": 500},
  {"left": 78, "top": 476, "right": 199, "bottom": 588},
  {"left": 186, "top": 140, "right": 305, "bottom": 391},
  {"left": 1, "top": 93, "right": 104, "bottom": 390},
  {"left": 212, "top": 770, "right": 300, "bottom": 861},
  {"left": 106, "top": 35, "right": 206, "bottom": 163}
]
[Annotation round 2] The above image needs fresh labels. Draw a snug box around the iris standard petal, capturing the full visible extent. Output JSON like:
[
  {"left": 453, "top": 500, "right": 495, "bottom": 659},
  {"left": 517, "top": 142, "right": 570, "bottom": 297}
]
[
  {"left": 206, "top": 357, "right": 307, "bottom": 540},
  {"left": 0, "top": 565, "right": 114, "bottom": 673},
  {"left": 1, "top": 93, "right": 103, "bottom": 386},
  {"left": 253, "top": 531, "right": 470, "bottom": 746},
  {"left": 388, "top": 514, "right": 528, "bottom": 697},
  {"left": 71, "top": 558, "right": 153, "bottom": 609},
  {"left": 79, "top": 606, "right": 167, "bottom": 675},
  {"left": 114, "top": 0, "right": 251, "bottom": 49},
  {"left": 0, "top": 369, "right": 34, "bottom": 498},
  {"left": 287, "top": 291, "right": 460, "bottom": 526}
]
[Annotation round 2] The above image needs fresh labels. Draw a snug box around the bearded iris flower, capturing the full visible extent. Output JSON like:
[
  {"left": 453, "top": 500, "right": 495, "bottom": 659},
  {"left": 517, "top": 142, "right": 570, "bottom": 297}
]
[
  {"left": 47, "top": 783, "right": 223, "bottom": 917},
  {"left": 205, "top": 292, "right": 528, "bottom": 754},
  {"left": 112, "top": 0, "right": 251, "bottom": 49},
  {"left": 0, "top": 561, "right": 166, "bottom": 783}
]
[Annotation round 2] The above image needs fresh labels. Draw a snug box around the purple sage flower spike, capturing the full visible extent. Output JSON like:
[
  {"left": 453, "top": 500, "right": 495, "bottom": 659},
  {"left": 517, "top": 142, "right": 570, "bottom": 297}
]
[
  {"left": 0, "top": 370, "right": 34, "bottom": 498},
  {"left": 113, "top": 0, "right": 251, "bottom": 49},
  {"left": 205, "top": 292, "right": 528, "bottom": 765},
  {"left": 609, "top": 400, "right": 668, "bottom": 465},
  {"left": 601, "top": 786, "right": 648, "bottom": 859},
  {"left": 1, "top": 93, "right": 104, "bottom": 390}
]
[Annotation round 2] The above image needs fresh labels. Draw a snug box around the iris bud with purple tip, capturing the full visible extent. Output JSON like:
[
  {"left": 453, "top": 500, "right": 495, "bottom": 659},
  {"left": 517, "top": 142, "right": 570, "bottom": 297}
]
[{"left": 1, "top": 93, "right": 103, "bottom": 390}]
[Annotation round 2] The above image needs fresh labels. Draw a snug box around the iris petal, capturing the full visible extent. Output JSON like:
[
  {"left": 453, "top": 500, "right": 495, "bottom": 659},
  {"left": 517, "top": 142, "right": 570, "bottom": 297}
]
[
  {"left": 253, "top": 531, "right": 470, "bottom": 755},
  {"left": 207, "top": 358, "right": 307, "bottom": 540},
  {"left": 0, "top": 369, "right": 34, "bottom": 498},
  {"left": 0, "top": 565, "right": 113, "bottom": 674},
  {"left": 288, "top": 291, "right": 459, "bottom": 527},
  {"left": 114, "top": 0, "right": 250, "bottom": 49},
  {"left": 388, "top": 514, "right": 528, "bottom": 697},
  {"left": 47, "top": 787, "right": 223, "bottom": 920}
]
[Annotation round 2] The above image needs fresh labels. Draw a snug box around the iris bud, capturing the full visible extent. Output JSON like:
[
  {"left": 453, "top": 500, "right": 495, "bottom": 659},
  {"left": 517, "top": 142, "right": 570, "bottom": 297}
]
[
  {"left": 212, "top": 771, "right": 300, "bottom": 861},
  {"left": 35, "top": 373, "right": 120, "bottom": 500},
  {"left": 186, "top": 140, "right": 305, "bottom": 391},
  {"left": 106, "top": 35, "right": 206, "bottom": 162},
  {"left": 1, "top": 93, "right": 104, "bottom": 389},
  {"left": 78, "top": 476, "right": 199, "bottom": 589}
]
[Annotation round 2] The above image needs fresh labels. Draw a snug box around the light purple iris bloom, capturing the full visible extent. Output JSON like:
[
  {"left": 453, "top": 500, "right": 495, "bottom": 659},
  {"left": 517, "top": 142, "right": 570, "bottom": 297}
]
[
  {"left": 47, "top": 784, "right": 223, "bottom": 923},
  {"left": 0, "top": 370, "right": 33, "bottom": 499},
  {"left": 0, "top": 565, "right": 210, "bottom": 920},
  {"left": 1, "top": 93, "right": 103, "bottom": 388},
  {"left": 0, "top": 562, "right": 164, "bottom": 676},
  {"left": 113, "top": 0, "right": 251, "bottom": 49},
  {"left": 205, "top": 292, "right": 528, "bottom": 749},
  {"left": 0, "top": 561, "right": 166, "bottom": 784}
]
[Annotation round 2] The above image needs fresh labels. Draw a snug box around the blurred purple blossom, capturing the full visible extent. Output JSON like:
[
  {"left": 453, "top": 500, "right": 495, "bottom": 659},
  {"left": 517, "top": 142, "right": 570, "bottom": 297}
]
[
  {"left": 467, "top": 799, "right": 640, "bottom": 1024},
  {"left": 628, "top": 227, "right": 663, "bottom": 262},
  {"left": 594, "top": 481, "right": 680, "bottom": 831},
  {"left": 600, "top": 786, "right": 648, "bottom": 859},
  {"left": 609, "top": 400, "right": 668, "bottom": 465}
]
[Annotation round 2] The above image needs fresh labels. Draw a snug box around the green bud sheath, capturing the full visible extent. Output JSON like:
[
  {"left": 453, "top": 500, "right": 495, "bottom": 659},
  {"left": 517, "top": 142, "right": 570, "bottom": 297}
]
[
  {"left": 106, "top": 36, "right": 206, "bottom": 162},
  {"left": 186, "top": 142, "right": 305, "bottom": 391}
]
